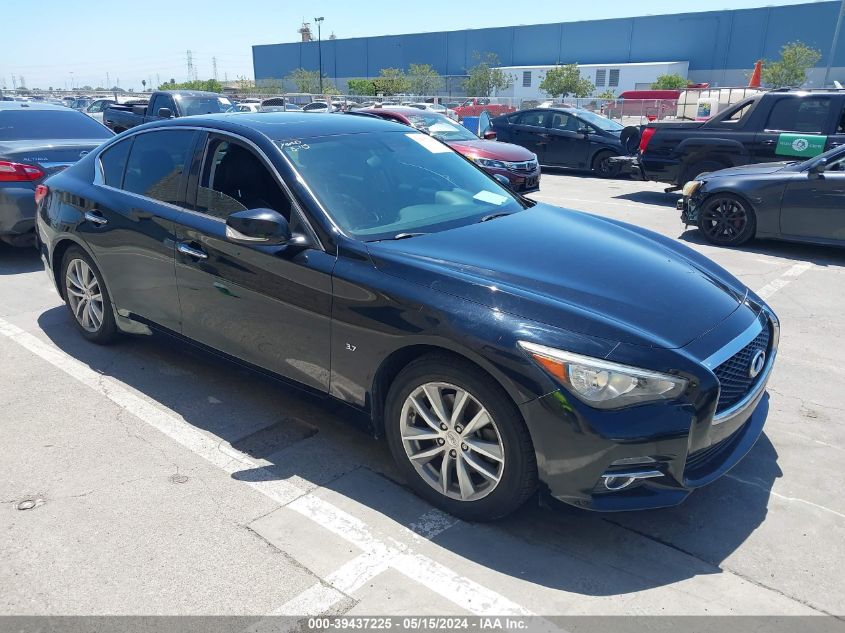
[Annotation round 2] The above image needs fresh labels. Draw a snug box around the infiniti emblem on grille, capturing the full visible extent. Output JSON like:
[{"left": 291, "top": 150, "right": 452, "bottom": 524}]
[{"left": 749, "top": 349, "right": 766, "bottom": 378}]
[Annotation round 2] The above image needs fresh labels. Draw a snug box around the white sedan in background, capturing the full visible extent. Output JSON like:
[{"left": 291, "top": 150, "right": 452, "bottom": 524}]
[{"left": 408, "top": 102, "right": 459, "bottom": 121}]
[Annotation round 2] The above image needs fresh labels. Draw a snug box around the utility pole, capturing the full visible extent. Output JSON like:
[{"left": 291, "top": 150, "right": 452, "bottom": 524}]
[
  {"left": 212, "top": 57, "right": 218, "bottom": 82},
  {"left": 186, "top": 50, "right": 194, "bottom": 82},
  {"left": 315, "top": 16, "right": 325, "bottom": 93},
  {"left": 824, "top": 0, "right": 845, "bottom": 87},
  {"left": 106, "top": 72, "right": 110, "bottom": 89}
]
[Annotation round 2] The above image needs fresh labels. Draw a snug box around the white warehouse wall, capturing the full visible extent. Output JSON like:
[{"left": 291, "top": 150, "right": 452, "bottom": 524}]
[{"left": 495, "top": 62, "right": 690, "bottom": 100}]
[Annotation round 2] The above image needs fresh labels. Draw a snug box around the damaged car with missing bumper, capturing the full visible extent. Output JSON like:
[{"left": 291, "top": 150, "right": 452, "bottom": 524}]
[{"left": 36, "top": 113, "right": 778, "bottom": 520}]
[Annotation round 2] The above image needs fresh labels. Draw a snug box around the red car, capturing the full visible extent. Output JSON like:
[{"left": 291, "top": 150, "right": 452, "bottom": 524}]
[
  {"left": 362, "top": 106, "right": 540, "bottom": 193},
  {"left": 452, "top": 97, "right": 516, "bottom": 119}
]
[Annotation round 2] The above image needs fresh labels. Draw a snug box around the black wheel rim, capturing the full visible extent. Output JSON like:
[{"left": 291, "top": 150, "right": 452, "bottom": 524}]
[
  {"left": 700, "top": 198, "right": 748, "bottom": 243},
  {"left": 597, "top": 157, "right": 613, "bottom": 175}
]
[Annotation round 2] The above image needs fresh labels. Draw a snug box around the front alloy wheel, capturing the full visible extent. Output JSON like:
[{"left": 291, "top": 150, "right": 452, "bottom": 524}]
[
  {"left": 400, "top": 382, "right": 505, "bottom": 502},
  {"left": 698, "top": 194, "right": 755, "bottom": 246},
  {"left": 385, "top": 355, "right": 537, "bottom": 521}
]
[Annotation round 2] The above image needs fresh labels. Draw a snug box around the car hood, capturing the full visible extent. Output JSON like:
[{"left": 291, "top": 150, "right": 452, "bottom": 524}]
[
  {"left": 448, "top": 139, "right": 536, "bottom": 161},
  {"left": 366, "top": 204, "right": 745, "bottom": 349},
  {"left": 703, "top": 161, "right": 794, "bottom": 179}
]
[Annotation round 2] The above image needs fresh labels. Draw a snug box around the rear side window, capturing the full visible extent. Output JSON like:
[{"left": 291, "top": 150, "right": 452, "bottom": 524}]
[
  {"left": 512, "top": 111, "right": 547, "bottom": 127},
  {"left": 122, "top": 130, "right": 195, "bottom": 204},
  {"left": 100, "top": 138, "right": 133, "bottom": 187},
  {"left": 0, "top": 110, "right": 113, "bottom": 141},
  {"left": 765, "top": 97, "right": 832, "bottom": 133}
]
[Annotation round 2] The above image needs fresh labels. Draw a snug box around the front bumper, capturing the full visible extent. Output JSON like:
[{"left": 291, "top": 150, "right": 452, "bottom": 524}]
[
  {"left": 519, "top": 308, "right": 778, "bottom": 512},
  {"left": 482, "top": 165, "right": 541, "bottom": 193},
  {"left": 607, "top": 155, "right": 644, "bottom": 179},
  {"left": 678, "top": 193, "right": 703, "bottom": 226}
]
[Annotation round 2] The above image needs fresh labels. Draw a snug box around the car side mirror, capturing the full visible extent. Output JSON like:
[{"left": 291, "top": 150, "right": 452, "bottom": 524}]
[
  {"left": 157, "top": 107, "right": 173, "bottom": 118},
  {"left": 226, "top": 208, "right": 292, "bottom": 246},
  {"left": 492, "top": 174, "right": 512, "bottom": 189},
  {"left": 482, "top": 130, "right": 497, "bottom": 140},
  {"left": 577, "top": 127, "right": 591, "bottom": 136},
  {"left": 809, "top": 158, "right": 828, "bottom": 177}
]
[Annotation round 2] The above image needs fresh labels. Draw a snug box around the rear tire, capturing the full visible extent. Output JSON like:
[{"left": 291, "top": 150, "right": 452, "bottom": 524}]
[
  {"left": 592, "top": 150, "right": 622, "bottom": 178},
  {"left": 697, "top": 193, "right": 756, "bottom": 247},
  {"left": 61, "top": 246, "right": 119, "bottom": 344},
  {"left": 384, "top": 354, "right": 537, "bottom": 521}
]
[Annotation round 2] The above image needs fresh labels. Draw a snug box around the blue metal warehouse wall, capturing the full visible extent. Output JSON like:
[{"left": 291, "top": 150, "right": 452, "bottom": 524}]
[{"left": 253, "top": 1, "right": 845, "bottom": 87}]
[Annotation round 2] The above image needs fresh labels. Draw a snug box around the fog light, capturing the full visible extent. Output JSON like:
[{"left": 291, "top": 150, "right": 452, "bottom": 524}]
[{"left": 600, "top": 469, "right": 663, "bottom": 492}]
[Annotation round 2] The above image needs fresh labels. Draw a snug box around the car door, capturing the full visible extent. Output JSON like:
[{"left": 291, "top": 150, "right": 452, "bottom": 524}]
[
  {"left": 751, "top": 96, "right": 837, "bottom": 163},
  {"left": 503, "top": 110, "right": 550, "bottom": 163},
  {"left": 172, "top": 132, "right": 335, "bottom": 391},
  {"left": 82, "top": 129, "right": 197, "bottom": 331},
  {"left": 544, "top": 111, "right": 590, "bottom": 168},
  {"left": 148, "top": 94, "right": 176, "bottom": 121},
  {"left": 779, "top": 151, "right": 845, "bottom": 242}
]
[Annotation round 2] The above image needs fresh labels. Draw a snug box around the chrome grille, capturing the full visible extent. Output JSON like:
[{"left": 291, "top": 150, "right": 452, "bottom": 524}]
[
  {"left": 712, "top": 316, "right": 771, "bottom": 414},
  {"left": 508, "top": 160, "right": 538, "bottom": 172}
]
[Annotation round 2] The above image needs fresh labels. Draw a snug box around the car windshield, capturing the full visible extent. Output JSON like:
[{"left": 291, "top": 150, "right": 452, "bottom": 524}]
[
  {"left": 0, "top": 110, "right": 113, "bottom": 140},
  {"left": 404, "top": 112, "right": 478, "bottom": 142},
  {"left": 278, "top": 131, "right": 525, "bottom": 241},
  {"left": 175, "top": 96, "right": 236, "bottom": 115},
  {"left": 574, "top": 109, "right": 624, "bottom": 131}
]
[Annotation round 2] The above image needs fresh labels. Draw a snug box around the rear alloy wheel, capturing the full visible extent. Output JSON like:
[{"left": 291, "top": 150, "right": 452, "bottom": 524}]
[
  {"left": 62, "top": 247, "right": 118, "bottom": 344},
  {"left": 697, "top": 194, "right": 756, "bottom": 246},
  {"left": 385, "top": 355, "right": 537, "bottom": 521},
  {"left": 592, "top": 151, "right": 622, "bottom": 178}
]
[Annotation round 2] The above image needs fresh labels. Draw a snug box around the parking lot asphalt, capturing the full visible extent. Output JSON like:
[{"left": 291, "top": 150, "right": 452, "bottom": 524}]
[{"left": 1, "top": 171, "right": 844, "bottom": 619}]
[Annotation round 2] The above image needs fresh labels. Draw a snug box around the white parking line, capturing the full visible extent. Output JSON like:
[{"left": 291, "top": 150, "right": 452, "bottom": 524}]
[
  {"left": 755, "top": 262, "right": 814, "bottom": 299},
  {"left": 0, "top": 316, "right": 535, "bottom": 619}
]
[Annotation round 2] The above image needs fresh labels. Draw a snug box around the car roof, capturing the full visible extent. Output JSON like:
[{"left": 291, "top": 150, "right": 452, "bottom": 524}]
[
  {"left": 149, "top": 111, "right": 405, "bottom": 140},
  {"left": 0, "top": 101, "right": 73, "bottom": 111},
  {"left": 160, "top": 90, "right": 225, "bottom": 98}
]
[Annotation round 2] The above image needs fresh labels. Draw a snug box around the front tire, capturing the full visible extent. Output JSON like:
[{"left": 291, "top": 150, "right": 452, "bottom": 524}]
[
  {"left": 697, "top": 193, "right": 756, "bottom": 246},
  {"left": 592, "top": 150, "right": 622, "bottom": 178},
  {"left": 61, "top": 246, "right": 119, "bottom": 344},
  {"left": 385, "top": 354, "right": 537, "bottom": 521}
]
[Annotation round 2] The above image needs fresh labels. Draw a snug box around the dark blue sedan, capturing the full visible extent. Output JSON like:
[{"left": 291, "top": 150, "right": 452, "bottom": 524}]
[{"left": 35, "top": 112, "right": 778, "bottom": 520}]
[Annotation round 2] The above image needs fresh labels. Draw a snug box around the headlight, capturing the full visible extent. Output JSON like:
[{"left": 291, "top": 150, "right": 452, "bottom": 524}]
[
  {"left": 681, "top": 180, "right": 704, "bottom": 197},
  {"left": 518, "top": 341, "right": 688, "bottom": 409},
  {"left": 470, "top": 156, "right": 508, "bottom": 169}
]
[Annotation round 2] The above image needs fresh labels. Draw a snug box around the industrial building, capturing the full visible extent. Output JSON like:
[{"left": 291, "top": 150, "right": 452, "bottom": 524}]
[{"left": 252, "top": 1, "right": 845, "bottom": 96}]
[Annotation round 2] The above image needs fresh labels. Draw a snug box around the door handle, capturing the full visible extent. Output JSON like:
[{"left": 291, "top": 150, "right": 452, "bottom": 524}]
[
  {"left": 177, "top": 242, "right": 208, "bottom": 260},
  {"left": 84, "top": 210, "right": 108, "bottom": 226}
]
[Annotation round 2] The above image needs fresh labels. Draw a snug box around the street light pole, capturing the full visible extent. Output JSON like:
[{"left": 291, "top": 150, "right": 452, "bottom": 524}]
[
  {"left": 824, "top": 0, "right": 845, "bottom": 87},
  {"left": 315, "top": 16, "right": 325, "bottom": 94}
]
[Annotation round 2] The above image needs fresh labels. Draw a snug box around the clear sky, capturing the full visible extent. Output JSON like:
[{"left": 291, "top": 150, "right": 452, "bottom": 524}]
[{"left": 1, "top": 0, "right": 824, "bottom": 91}]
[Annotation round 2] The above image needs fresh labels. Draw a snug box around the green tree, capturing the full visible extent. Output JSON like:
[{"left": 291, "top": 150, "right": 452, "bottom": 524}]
[
  {"left": 651, "top": 73, "right": 689, "bottom": 90},
  {"left": 539, "top": 64, "right": 594, "bottom": 98},
  {"left": 762, "top": 41, "right": 822, "bottom": 88},
  {"left": 372, "top": 68, "right": 410, "bottom": 95},
  {"left": 462, "top": 52, "right": 512, "bottom": 97},
  {"left": 285, "top": 68, "right": 321, "bottom": 93},
  {"left": 347, "top": 78, "right": 376, "bottom": 96},
  {"left": 596, "top": 89, "right": 616, "bottom": 99},
  {"left": 407, "top": 63, "right": 443, "bottom": 95},
  {"left": 156, "top": 79, "right": 224, "bottom": 92}
]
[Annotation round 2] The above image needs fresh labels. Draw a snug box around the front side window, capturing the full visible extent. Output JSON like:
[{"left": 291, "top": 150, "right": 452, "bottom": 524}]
[
  {"left": 99, "top": 137, "right": 133, "bottom": 187},
  {"left": 765, "top": 97, "right": 831, "bottom": 133},
  {"left": 279, "top": 131, "right": 526, "bottom": 241},
  {"left": 122, "top": 130, "right": 195, "bottom": 204},
  {"left": 549, "top": 112, "right": 579, "bottom": 132},
  {"left": 404, "top": 112, "right": 478, "bottom": 142},
  {"left": 196, "top": 138, "right": 291, "bottom": 220}
]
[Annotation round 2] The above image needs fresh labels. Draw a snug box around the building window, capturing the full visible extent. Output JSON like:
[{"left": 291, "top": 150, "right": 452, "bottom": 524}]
[
  {"left": 609, "top": 69, "right": 620, "bottom": 88},
  {"left": 595, "top": 69, "right": 606, "bottom": 87},
  {"left": 522, "top": 71, "right": 532, "bottom": 88}
]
